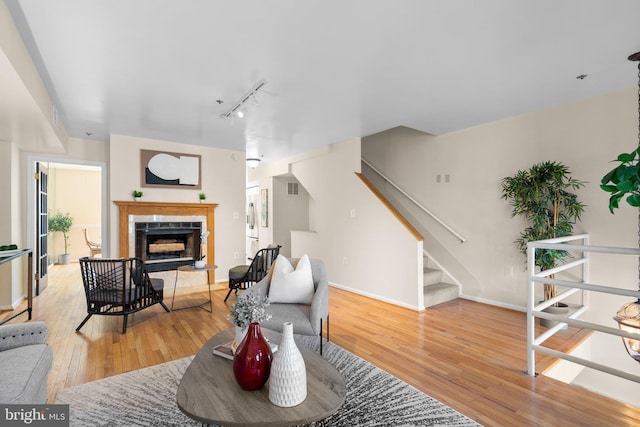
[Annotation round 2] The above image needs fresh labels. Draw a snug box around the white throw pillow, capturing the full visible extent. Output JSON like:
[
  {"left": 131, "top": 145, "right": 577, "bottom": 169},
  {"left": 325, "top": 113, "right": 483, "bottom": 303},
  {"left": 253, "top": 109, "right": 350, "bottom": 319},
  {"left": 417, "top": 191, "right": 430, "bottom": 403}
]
[{"left": 268, "top": 254, "right": 315, "bottom": 304}]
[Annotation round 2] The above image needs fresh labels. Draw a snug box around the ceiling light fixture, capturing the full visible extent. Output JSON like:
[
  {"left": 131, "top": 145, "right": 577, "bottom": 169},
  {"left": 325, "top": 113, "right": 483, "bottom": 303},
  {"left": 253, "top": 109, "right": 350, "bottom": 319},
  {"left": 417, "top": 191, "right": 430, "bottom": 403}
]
[
  {"left": 220, "top": 80, "right": 266, "bottom": 120},
  {"left": 246, "top": 158, "right": 261, "bottom": 169}
]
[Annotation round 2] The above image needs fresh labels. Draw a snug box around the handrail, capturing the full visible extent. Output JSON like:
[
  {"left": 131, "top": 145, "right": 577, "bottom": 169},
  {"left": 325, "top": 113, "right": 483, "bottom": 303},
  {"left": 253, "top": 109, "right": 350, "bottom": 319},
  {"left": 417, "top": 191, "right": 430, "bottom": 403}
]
[
  {"left": 361, "top": 157, "right": 466, "bottom": 243},
  {"left": 526, "top": 234, "right": 640, "bottom": 385},
  {"left": 355, "top": 173, "right": 424, "bottom": 241}
]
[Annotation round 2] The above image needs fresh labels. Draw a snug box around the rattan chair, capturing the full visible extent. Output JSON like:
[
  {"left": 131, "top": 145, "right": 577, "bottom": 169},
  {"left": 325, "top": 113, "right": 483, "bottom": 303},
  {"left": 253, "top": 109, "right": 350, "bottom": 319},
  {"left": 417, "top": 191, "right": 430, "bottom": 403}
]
[
  {"left": 225, "top": 245, "right": 280, "bottom": 302},
  {"left": 77, "top": 257, "right": 169, "bottom": 333},
  {"left": 82, "top": 228, "right": 102, "bottom": 257}
]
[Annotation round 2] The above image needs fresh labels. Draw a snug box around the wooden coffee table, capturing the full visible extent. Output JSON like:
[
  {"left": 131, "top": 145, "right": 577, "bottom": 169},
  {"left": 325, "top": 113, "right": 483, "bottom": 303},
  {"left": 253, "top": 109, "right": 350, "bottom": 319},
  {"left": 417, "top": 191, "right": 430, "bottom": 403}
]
[{"left": 176, "top": 328, "right": 346, "bottom": 426}]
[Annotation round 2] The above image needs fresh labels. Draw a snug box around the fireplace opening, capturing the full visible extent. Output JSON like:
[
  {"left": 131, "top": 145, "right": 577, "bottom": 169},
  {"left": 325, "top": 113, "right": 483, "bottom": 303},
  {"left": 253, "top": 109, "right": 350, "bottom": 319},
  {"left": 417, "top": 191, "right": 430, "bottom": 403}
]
[{"left": 135, "top": 222, "right": 202, "bottom": 272}]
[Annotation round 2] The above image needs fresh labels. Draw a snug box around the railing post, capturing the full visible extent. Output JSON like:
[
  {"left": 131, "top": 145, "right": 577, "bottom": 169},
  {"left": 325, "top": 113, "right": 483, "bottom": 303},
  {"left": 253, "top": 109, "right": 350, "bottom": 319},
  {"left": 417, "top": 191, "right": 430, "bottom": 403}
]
[
  {"left": 583, "top": 235, "right": 590, "bottom": 309},
  {"left": 526, "top": 242, "right": 536, "bottom": 376}
]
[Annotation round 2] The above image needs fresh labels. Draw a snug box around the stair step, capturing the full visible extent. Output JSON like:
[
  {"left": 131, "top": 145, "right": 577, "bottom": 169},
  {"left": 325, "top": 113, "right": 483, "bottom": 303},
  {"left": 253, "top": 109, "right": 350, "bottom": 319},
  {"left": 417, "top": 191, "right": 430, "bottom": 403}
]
[
  {"left": 424, "top": 282, "right": 459, "bottom": 308},
  {"left": 423, "top": 268, "right": 443, "bottom": 286}
]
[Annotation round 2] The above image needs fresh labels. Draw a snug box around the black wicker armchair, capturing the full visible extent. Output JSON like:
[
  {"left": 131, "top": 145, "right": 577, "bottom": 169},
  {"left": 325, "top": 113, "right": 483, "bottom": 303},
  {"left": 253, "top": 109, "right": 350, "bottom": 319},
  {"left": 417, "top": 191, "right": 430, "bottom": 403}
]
[
  {"left": 225, "top": 245, "right": 280, "bottom": 302},
  {"left": 77, "top": 257, "right": 170, "bottom": 333}
]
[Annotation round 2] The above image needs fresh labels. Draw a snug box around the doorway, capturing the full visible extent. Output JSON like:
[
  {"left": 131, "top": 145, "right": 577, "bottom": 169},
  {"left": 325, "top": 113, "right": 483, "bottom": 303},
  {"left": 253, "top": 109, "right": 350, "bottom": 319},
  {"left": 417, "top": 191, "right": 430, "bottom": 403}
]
[{"left": 27, "top": 157, "right": 107, "bottom": 296}]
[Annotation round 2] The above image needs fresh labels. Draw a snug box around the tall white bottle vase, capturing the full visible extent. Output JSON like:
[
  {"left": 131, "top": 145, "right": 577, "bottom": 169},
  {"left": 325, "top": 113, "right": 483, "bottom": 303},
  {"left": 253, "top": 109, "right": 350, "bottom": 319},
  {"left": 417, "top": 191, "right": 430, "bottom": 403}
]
[{"left": 268, "top": 322, "right": 307, "bottom": 407}]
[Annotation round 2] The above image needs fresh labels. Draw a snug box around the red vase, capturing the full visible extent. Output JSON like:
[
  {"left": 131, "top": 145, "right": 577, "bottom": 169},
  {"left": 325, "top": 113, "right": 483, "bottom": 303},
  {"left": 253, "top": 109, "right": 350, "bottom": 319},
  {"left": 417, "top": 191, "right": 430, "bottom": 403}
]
[{"left": 233, "top": 322, "right": 273, "bottom": 390}]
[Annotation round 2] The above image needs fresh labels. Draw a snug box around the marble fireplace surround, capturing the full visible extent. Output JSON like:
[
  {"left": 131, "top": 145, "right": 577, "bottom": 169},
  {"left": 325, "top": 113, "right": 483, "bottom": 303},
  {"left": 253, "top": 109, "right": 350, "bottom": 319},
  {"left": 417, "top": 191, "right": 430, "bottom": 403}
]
[{"left": 114, "top": 201, "right": 218, "bottom": 282}]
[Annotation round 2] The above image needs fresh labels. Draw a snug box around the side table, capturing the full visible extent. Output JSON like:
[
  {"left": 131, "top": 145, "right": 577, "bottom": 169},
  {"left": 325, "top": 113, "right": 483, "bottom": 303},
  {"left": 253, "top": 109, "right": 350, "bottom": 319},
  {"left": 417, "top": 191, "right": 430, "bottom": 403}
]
[
  {"left": 171, "top": 264, "right": 217, "bottom": 312},
  {"left": 0, "top": 249, "right": 33, "bottom": 325}
]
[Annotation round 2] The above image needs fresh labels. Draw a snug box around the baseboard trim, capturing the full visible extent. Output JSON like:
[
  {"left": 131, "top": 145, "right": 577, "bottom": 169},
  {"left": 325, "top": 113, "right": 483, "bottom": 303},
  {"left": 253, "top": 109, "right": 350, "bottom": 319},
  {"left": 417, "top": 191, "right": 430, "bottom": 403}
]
[
  {"left": 0, "top": 297, "right": 25, "bottom": 311},
  {"left": 459, "top": 293, "right": 525, "bottom": 312},
  {"left": 329, "top": 281, "right": 421, "bottom": 311},
  {"left": 327, "top": 283, "right": 525, "bottom": 313}
]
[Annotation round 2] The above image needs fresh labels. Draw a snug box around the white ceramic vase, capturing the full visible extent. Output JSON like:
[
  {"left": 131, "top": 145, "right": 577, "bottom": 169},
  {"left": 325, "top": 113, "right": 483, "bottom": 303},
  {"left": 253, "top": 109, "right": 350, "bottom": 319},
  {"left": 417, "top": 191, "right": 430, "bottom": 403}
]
[{"left": 268, "top": 322, "right": 307, "bottom": 407}]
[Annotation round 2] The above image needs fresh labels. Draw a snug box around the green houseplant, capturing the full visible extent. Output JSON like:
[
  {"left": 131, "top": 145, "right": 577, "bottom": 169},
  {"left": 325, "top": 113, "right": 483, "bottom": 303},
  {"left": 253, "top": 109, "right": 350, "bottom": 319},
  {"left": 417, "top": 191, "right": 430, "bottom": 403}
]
[
  {"left": 601, "top": 145, "right": 640, "bottom": 361},
  {"left": 600, "top": 146, "right": 640, "bottom": 212},
  {"left": 501, "top": 161, "right": 586, "bottom": 303},
  {"left": 48, "top": 211, "right": 73, "bottom": 264}
]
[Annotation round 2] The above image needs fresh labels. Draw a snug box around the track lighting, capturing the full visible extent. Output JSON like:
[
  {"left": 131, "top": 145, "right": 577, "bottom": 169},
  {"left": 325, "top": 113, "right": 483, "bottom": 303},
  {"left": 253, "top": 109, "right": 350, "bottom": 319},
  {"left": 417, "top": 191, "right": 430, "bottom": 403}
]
[{"left": 220, "top": 80, "right": 266, "bottom": 120}]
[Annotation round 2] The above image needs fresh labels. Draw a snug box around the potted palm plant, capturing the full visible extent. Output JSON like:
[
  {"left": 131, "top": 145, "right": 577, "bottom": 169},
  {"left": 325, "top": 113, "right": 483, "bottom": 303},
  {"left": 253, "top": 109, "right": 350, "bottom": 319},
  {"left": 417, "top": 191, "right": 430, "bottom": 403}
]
[
  {"left": 501, "top": 161, "right": 586, "bottom": 326},
  {"left": 48, "top": 211, "right": 73, "bottom": 264}
]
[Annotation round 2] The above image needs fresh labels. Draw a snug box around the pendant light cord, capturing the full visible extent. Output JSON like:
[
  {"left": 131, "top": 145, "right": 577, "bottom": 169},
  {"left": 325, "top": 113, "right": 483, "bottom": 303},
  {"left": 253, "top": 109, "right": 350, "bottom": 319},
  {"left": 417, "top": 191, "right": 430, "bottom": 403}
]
[{"left": 637, "top": 60, "right": 640, "bottom": 293}]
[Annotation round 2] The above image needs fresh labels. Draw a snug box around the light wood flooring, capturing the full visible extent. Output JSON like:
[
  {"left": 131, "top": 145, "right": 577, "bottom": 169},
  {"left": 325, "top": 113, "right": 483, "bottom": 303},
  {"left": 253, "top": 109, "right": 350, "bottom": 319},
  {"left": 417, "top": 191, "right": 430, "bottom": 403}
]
[{"left": 2, "top": 263, "right": 639, "bottom": 426}]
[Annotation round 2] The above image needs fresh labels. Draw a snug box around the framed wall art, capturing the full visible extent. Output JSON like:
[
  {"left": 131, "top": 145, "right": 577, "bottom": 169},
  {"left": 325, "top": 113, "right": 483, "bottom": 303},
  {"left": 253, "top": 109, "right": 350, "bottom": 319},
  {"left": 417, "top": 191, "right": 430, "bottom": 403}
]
[
  {"left": 260, "top": 188, "right": 268, "bottom": 227},
  {"left": 140, "top": 149, "right": 202, "bottom": 189}
]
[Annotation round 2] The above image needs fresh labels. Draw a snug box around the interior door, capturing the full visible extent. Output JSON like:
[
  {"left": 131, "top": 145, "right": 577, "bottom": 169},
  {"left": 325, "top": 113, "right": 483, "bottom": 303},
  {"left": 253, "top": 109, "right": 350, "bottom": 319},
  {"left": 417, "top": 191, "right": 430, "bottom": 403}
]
[{"left": 35, "top": 162, "right": 48, "bottom": 295}]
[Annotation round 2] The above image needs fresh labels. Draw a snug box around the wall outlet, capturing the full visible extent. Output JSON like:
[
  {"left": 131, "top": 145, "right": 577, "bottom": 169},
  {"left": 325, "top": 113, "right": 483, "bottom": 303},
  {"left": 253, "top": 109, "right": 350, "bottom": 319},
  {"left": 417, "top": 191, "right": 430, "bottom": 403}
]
[
  {"left": 233, "top": 211, "right": 239, "bottom": 219},
  {"left": 350, "top": 208, "right": 356, "bottom": 218},
  {"left": 342, "top": 256, "right": 348, "bottom": 265}
]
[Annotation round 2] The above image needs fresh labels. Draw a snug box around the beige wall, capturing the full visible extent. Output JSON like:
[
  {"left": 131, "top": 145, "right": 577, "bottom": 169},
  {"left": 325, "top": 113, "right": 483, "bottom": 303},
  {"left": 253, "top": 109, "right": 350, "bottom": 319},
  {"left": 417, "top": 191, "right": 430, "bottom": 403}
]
[
  {"left": 109, "top": 134, "right": 246, "bottom": 281},
  {"left": 47, "top": 167, "right": 102, "bottom": 262},
  {"left": 0, "top": 1, "right": 67, "bottom": 151},
  {"left": 252, "top": 138, "right": 425, "bottom": 309},
  {"left": 363, "top": 87, "right": 638, "bottom": 323}
]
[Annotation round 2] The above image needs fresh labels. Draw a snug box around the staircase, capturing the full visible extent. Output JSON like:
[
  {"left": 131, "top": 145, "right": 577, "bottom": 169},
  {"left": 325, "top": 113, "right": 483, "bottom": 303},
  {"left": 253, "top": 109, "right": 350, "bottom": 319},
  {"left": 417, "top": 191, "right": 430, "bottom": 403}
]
[{"left": 423, "top": 256, "right": 459, "bottom": 308}]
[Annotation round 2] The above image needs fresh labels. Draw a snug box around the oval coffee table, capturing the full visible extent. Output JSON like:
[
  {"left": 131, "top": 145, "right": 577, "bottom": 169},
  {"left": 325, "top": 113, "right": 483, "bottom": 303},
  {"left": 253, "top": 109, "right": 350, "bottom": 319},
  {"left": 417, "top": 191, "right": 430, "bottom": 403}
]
[{"left": 177, "top": 328, "right": 346, "bottom": 426}]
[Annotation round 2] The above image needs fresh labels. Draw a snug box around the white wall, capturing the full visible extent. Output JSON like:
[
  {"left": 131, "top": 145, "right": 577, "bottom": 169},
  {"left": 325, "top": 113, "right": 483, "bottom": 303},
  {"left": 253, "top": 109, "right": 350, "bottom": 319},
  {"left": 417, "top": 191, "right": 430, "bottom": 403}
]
[
  {"left": 108, "top": 134, "right": 245, "bottom": 281},
  {"left": 251, "top": 138, "right": 424, "bottom": 309},
  {"left": 362, "top": 87, "right": 639, "bottom": 323}
]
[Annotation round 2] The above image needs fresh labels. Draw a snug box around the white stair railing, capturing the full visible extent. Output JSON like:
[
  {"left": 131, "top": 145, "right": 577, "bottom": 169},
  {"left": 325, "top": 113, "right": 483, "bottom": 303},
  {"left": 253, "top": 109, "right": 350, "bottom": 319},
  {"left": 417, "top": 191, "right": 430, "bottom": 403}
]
[
  {"left": 527, "top": 234, "right": 640, "bottom": 383},
  {"left": 361, "top": 157, "right": 466, "bottom": 243}
]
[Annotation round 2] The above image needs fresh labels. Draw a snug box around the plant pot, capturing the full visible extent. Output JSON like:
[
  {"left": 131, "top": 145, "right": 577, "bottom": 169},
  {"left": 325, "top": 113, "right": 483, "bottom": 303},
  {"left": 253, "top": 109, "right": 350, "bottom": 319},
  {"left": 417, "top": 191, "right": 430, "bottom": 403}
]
[
  {"left": 194, "top": 260, "right": 205, "bottom": 269},
  {"left": 58, "top": 254, "right": 71, "bottom": 265},
  {"left": 540, "top": 302, "right": 569, "bottom": 330}
]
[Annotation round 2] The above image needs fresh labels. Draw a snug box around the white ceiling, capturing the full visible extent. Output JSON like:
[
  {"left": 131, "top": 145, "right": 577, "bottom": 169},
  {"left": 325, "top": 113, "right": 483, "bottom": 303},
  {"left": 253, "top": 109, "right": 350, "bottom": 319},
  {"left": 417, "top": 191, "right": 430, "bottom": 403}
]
[{"left": 5, "top": 0, "right": 640, "bottom": 164}]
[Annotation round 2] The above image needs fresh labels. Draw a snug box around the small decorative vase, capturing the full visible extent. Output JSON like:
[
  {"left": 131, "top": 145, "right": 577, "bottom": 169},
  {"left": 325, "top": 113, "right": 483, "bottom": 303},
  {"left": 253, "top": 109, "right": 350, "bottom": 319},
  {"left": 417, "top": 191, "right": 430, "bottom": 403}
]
[
  {"left": 233, "top": 325, "right": 248, "bottom": 351},
  {"left": 269, "top": 322, "right": 307, "bottom": 407},
  {"left": 233, "top": 322, "right": 272, "bottom": 390},
  {"left": 194, "top": 260, "right": 205, "bottom": 269}
]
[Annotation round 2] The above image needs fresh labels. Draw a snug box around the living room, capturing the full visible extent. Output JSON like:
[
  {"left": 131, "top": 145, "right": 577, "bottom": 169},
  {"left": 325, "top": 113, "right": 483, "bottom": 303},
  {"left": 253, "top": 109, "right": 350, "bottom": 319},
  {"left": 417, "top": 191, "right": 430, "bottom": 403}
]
[{"left": 2, "top": 1, "right": 640, "bottom": 425}]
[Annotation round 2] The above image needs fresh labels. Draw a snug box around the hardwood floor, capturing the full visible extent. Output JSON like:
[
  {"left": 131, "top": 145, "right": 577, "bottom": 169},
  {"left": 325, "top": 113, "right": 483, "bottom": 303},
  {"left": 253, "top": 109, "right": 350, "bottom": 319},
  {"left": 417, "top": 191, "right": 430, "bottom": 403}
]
[{"left": 2, "top": 263, "right": 639, "bottom": 426}]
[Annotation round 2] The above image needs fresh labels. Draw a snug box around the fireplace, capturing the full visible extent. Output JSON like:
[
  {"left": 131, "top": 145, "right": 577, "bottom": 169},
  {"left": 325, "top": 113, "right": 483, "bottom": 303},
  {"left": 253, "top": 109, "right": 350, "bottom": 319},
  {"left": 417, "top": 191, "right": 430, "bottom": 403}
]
[
  {"left": 135, "top": 222, "right": 202, "bottom": 272},
  {"left": 114, "top": 201, "right": 217, "bottom": 281}
]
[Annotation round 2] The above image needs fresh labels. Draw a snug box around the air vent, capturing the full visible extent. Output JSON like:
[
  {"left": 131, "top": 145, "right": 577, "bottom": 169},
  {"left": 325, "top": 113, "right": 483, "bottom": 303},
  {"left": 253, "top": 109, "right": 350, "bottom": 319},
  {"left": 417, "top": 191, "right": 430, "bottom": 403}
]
[{"left": 287, "top": 182, "right": 299, "bottom": 195}]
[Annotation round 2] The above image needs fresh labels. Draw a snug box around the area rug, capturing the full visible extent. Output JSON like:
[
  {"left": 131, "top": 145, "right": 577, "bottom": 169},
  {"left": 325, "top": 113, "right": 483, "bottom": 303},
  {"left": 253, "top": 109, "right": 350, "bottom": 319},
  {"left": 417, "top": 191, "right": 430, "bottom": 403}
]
[{"left": 55, "top": 336, "right": 480, "bottom": 426}]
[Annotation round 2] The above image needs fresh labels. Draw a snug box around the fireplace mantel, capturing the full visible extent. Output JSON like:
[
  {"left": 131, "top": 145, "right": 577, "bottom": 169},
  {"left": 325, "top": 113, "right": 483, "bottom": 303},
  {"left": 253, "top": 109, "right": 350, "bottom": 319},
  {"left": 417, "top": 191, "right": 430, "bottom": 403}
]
[{"left": 114, "top": 201, "right": 218, "bottom": 279}]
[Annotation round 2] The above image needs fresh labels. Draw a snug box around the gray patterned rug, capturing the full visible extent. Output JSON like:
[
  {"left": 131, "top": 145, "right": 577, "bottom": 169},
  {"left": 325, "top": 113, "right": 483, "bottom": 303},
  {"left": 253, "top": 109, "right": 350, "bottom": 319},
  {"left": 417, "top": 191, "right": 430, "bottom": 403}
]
[{"left": 56, "top": 336, "right": 480, "bottom": 426}]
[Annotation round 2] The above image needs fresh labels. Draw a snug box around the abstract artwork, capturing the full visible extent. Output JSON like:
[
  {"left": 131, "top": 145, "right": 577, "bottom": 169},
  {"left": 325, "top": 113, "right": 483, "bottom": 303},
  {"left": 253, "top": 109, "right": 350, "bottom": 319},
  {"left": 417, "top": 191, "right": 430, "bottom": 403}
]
[{"left": 140, "top": 150, "right": 201, "bottom": 189}]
